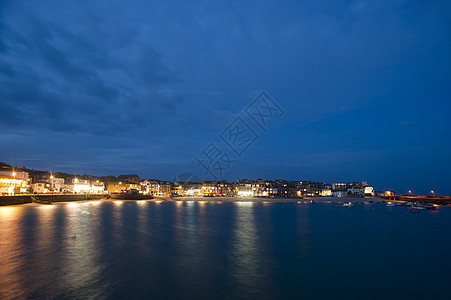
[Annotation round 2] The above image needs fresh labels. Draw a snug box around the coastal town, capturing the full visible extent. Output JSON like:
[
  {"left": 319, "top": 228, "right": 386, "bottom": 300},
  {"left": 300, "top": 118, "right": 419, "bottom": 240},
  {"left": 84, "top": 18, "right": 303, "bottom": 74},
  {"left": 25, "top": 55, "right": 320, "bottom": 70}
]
[{"left": 0, "top": 162, "right": 388, "bottom": 199}]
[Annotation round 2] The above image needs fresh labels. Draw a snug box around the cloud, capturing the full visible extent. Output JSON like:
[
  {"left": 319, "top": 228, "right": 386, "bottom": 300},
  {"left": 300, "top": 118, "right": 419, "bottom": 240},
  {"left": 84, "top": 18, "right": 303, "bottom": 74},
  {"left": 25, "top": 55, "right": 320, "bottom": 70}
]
[{"left": 0, "top": 0, "right": 183, "bottom": 135}]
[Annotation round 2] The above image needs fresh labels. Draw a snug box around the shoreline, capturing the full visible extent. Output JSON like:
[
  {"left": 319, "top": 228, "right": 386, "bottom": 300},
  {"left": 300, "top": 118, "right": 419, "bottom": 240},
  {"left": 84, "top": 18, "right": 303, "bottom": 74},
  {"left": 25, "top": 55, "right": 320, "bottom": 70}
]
[
  {"left": 2, "top": 195, "right": 449, "bottom": 207},
  {"left": 0, "top": 194, "right": 106, "bottom": 206}
]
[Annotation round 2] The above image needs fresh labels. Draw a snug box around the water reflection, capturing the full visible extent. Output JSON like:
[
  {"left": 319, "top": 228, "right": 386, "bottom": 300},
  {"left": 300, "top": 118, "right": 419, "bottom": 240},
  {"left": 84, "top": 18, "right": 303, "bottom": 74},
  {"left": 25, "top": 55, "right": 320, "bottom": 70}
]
[
  {"left": 229, "top": 202, "right": 264, "bottom": 297},
  {"left": 58, "top": 203, "right": 105, "bottom": 297},
  {"left": 0, "top": 206, "right": 26, "bottom": 299},
  {"left": 0, "top": 201, "right": 450, "bottom": 299}
]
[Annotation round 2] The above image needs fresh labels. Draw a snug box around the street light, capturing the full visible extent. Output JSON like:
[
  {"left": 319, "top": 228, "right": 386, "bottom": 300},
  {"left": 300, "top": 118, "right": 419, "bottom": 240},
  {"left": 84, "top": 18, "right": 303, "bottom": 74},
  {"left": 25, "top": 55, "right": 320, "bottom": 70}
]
[
  {"left": 12, "top": 171, "right": 16, "bottom": 195},
  {"left": 50, "top": 175, "right": 54, "bottom": 193},
  {"left": 431, "top": 190, "right": 435, "bottom": 196}
]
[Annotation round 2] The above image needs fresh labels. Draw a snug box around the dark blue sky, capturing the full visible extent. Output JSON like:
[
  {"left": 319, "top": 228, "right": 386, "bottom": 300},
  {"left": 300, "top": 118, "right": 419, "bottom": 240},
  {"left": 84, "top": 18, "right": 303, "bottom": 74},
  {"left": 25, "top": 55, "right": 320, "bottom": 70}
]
[{"left": 1, "top": 0, "right": 450, "bottom": 194}]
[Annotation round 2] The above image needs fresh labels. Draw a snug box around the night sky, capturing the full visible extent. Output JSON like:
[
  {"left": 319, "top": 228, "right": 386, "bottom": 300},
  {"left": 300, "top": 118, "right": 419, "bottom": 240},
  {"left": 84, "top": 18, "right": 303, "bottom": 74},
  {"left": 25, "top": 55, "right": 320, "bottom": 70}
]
[{"left": 1, "top": 0, "right": 450, "bottom": 194}]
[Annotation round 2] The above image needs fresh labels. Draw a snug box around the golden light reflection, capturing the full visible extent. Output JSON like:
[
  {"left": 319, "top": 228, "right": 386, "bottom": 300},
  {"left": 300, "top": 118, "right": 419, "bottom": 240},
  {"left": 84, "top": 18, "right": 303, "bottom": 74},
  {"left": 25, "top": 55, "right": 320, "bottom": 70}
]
[
  {"left": 61, "top": 201, "right": 101, "bottom": 293},
  {"left": 0, "top": 205, "right": 26, "bottom": 298},
  {"left": 114, "top": 200, "right": 123, "bottom": 205},
  {"left": 39, "top": 204, "right": 55, "bottom": 210},
  {"left": 0, "top": 206, "right": 17, "bottom": 218},
  {"left": 230, "top": 200, "right": 259, "bottom": 294},
  {"left": 154, "top": 200, "right": 162, "bottom": 204},
  {"left": 236, "top": 201, "right": 253, "bottom": 206}
]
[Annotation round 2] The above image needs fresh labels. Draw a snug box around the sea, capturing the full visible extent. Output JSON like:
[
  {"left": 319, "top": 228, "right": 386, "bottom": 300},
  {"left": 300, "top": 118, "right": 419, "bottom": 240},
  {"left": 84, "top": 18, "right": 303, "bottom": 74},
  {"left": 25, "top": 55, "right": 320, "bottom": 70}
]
[{"left": 1, "top": 199, "right": 450, "bottom": 299}]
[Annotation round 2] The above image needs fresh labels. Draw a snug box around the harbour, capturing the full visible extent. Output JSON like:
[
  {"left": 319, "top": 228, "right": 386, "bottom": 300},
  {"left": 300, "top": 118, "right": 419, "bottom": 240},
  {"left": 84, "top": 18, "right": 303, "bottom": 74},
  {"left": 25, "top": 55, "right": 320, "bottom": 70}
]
[{"left": 1, "top": 200, "right": 450, "bottom": 299}]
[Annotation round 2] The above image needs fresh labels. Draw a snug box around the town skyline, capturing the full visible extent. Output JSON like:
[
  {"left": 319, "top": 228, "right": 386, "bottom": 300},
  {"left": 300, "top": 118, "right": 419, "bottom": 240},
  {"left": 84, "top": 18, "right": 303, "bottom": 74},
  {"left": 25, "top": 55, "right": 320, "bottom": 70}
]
[{"left": 0, "top": 161, "right": 440, "bottom": 197}]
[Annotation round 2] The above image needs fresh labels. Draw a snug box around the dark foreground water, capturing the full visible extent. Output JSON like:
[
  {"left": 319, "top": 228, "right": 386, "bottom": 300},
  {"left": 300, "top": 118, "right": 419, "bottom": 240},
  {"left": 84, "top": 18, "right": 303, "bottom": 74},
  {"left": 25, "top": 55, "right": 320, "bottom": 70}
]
[{"left": 1, "top": 200, "right": 451, "bottom": 299}]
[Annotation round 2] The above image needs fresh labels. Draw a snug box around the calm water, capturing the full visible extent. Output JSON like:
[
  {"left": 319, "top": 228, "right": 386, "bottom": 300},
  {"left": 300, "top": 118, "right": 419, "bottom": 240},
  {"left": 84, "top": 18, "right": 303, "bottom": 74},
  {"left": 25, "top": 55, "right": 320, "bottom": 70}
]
[{"left": 1, "top": 200, "right": 451, "bottom": 299}]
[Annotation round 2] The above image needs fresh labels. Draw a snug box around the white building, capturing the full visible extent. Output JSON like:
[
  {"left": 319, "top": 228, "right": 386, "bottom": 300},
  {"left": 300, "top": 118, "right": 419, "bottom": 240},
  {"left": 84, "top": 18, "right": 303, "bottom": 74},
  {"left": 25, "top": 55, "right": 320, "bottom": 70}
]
[
  {"left": 90, "top": 181, "right": 106, "bottom": 194},
  {"left": 363, "top": 186, "right": 374, "bottom": 196},
  {"left": 46, "top": 177, "right": 64, "bottom": 192},
  {"left": 72, "top": 179, "right": 91, "bottom": 194},
  {"left": 348, "top": 188, "right": 363, "bottom": 195},
  {"left": 32, "top": 182, "right": 48, "bottom": 194},
  {"left": 0, "top": 170, "right": 30, "bottom": 194}
]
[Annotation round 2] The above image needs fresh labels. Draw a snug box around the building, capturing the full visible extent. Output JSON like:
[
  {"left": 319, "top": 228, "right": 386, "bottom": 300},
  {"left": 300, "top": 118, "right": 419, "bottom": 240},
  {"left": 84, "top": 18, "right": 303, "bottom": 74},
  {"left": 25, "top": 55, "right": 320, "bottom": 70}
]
[
  {"left": 46, "top": 177, "right": 65, "bottom": 192},
  {"left": 236, "top": 179, "right": 253, "bottom": 197},
  {"left": 106, "top": 182, "right": 127, "bottom": 193},
  {"left": 91, "top": 180, "right": 106, "bottom": 194},
  {"left": 216, "top": 181, "right": 235, "bottom": 196},
  {"left": 0, "top": 170, "right": 30, "bottom": 194},
  {"left": 363, "top": 186, "right": 374, "bottom": 196},
  {"left": 72, "top": 178, "right": 91, "bottom": 194},
  {"left": 319, "top": 189, "right": 332, "bottom": 197},
  {"left": 332, "top": 191, "right": 346, "bottom": 197},
  {"left": 348, "top": 187, "right": 364, "bottom": 196},
  {"left": 332, "top": 183, "right": 347, "bottom": 191},
  {"left": 140, "top": 180, "right": 161, "bottom": 196},
  {"left": 252, "top": 180, "right": 266, "bottom": 197},
  {"left": 159, "top": 181, "right": 172, "bottom": 196}
]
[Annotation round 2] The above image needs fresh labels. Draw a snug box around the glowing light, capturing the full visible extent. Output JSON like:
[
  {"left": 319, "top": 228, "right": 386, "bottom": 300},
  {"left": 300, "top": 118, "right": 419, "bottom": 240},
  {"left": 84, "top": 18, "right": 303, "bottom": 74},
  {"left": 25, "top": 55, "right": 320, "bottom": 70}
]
[
  {"left": 68, "top": 202, "right": 78, "bottom": 207},
  {"left": 40, "top": 205, "right": 54, "bottom": 210},
  {"left": 114, "top": 200, "right": 123, "bottom": 205},
  {"left": 137, "top": 200, "right": 146, "bottom": 205},
  {"left": 0, "top": 206, "right": 16, "bottom": 217},
  {"left": 236, "top": 201, "right": 253, "bottom": 206},
  {"left": 237, "top": 191, "right": 253, "bottom": 197},
  {"left": 154, "top": 200, "right": 162, "bottom": 204},
  {"left": 12, "top": 172, "right": 16, "bottom": 177}
]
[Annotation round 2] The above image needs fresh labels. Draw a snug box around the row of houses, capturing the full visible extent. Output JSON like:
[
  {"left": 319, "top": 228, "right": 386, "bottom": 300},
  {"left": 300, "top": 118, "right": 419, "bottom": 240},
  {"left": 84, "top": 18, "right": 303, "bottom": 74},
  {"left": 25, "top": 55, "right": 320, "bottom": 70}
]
[
  {"left": 0, "top": 166, "right": 376, "bottom": 197},
  {"left": 141, "top": 179, "right": 376, "bottom": 198},
  {"left": 0, "top": 169, "right": 108, "bottom": 195}
]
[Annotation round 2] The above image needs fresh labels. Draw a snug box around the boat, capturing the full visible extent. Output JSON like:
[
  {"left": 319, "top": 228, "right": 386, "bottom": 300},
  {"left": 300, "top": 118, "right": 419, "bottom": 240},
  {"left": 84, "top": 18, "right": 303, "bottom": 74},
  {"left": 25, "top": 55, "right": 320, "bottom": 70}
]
[
  {"left": 423, "top": 203, "right": 437, "bottom": 210},
  {"left": 108, "top": 189, "right": 153, "bottom": 200},
  {"left": 386, "top": 202, "right": 395, "bottom": 207},
  {"left": 409, "top": 202, "right": 426, "bottom": 212},
  {"left": 31, "top": 196, "right": 52, "bottom": 205},
  {"left": 343, "top": 202, "right": 352, "bottom": 207}
]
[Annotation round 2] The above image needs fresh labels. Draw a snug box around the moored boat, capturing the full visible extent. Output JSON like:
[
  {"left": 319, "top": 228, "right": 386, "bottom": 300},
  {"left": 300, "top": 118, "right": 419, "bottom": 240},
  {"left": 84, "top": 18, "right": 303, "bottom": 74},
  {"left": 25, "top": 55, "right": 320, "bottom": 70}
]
[
  {"left": 409, "top": 202, "right": 426, "bottom": 212},
  {"left": 423, "top": 203, "right": 438, "bottom": 210},
  {"left": 109, "top": 189, "right": 153, "bottom": 200}
]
